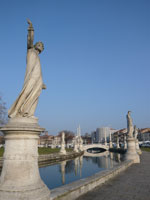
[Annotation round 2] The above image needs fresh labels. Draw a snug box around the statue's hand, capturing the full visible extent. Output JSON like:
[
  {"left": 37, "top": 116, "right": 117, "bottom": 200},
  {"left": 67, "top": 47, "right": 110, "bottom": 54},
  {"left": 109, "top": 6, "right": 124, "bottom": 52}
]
[
  {"left": 27, "top": 19, "right": 33, "bottom": 29},
  {"left": 42, "top": 84, "right": 46, "bottom": 90}
]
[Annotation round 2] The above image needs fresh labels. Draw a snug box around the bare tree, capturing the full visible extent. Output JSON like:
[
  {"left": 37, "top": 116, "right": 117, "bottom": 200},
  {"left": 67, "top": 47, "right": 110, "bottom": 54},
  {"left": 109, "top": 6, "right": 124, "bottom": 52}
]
[
  {"left": 58, "top": 130, "right": 75, "bottom": 144},
  {"left": 0, "top": 95, "right": 7, "bottom": 126}
]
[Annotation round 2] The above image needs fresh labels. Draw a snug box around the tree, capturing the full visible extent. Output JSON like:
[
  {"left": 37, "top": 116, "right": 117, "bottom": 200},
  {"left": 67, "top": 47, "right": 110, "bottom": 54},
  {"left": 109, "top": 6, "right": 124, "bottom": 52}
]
[{"left": 0, "top": 95, "right": 7, "bottom": 126}]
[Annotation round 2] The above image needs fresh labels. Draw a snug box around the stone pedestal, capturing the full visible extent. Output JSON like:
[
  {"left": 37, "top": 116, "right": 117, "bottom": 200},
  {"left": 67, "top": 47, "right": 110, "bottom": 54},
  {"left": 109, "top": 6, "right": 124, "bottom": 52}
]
[
  {"left": 109, "top": 141, "right": 113, "bottom": 148},
  {"left": 74, "top": 143, "right": 79, "bottom": 153},
  {"left": 79, "top": 143, "right": 83, "bottom": 151},
  {"left": 117, "top": 142, "right": 120, "bottom": 149},
  {"left": 79, "top": 137, "right": 83, "bottom": 152},
  {"left": 0, "top": 118, "right": 50, "bottom": 200},
  {"left": 124, "top": 141, "right": 127, "bottom": 150},
  {"left": 125, "top": 138, "right": 140, "bottom": 163},
  {"left": 60, "top": 143, "right": 66, "bottom": 155},
  {"left": 135, "top": 139, "right": 142, "bottom": 155}
]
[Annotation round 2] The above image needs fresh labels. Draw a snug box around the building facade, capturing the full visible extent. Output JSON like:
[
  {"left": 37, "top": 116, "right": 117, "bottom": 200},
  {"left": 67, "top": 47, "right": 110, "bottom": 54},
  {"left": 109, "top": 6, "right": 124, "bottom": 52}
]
[{"left": 92, "top": 127, "right": 111, "bottom": 143}]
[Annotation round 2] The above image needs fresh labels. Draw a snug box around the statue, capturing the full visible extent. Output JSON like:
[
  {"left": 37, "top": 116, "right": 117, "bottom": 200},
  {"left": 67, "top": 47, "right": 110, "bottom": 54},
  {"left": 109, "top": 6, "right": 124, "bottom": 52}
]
[
  {"left": 126, "top": 111, "right": 134, "bottom": 138},
  {"left": 133, "top": 125, "right": 138, "bottom": 139},
  {"left": 62, "top": 132, "right": 65, "bottom": 143},
  {"left": 8, "top": 19, "right": 46, "bottom": 119}
]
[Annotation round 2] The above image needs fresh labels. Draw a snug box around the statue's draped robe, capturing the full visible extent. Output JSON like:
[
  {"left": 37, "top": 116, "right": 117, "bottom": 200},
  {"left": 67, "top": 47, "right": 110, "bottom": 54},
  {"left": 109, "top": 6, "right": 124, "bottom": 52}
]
[{"left": 8, "top": 48, "right": 43, "bottom": 118}]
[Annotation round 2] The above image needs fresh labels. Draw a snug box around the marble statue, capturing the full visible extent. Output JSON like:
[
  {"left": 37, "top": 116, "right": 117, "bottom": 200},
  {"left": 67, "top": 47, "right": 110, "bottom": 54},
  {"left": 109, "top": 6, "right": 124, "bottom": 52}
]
[
  {"left": 133, "top": 125, "right": 138, "bottom": 139},
  {"left": 60, "top": 132, "right": 66, "bottom": 155},
  {"left": 0, "top": 20, "right": 50, "bottom": 200},
  {"left": 125, "top": 111, "right": 140, "bottom": 163},
  {"left": 62, "top": 131, "right": 65, "bottom": 143},
  {"left": 126, "top": 111, "right": 134, "bottom": 138},
  {"left": 8, "top": 19, "right": 46, "bottom": 118}
]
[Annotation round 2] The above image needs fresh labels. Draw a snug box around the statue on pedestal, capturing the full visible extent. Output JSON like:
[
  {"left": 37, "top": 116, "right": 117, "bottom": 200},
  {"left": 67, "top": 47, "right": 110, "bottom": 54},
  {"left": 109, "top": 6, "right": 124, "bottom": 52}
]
[
  {"left": 125, "top": 111, "right": 140, "bottom": 163},
  {"left": 0, "top": 20, "right": 50, "bottom": 200},
  {"left": 126, "top": 111, "right": 134, "bottom": 138},
  {"left": 8, "top": 19, "right": 46, "bottom": 119}
]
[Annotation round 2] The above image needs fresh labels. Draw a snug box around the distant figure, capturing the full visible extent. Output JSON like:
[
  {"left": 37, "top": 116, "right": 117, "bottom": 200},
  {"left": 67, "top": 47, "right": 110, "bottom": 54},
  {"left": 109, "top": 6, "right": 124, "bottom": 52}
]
[
  {"left": 8, "top": 19, "right": 46, "bottom": 118},
  {"left": 126, "top": 111, "right": 134, "bottom": 138}
]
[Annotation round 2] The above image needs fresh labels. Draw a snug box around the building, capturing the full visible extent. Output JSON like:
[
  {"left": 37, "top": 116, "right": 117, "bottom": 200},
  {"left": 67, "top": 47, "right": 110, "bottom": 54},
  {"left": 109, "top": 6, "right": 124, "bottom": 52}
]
[
  {"left": 92, "top": 127, "right": 111, "bottom": 143},
  {"left": 38, "top": 132, "right": 54, "bottom": 147},
  {"left": 38, "top": 132, "right": 61, "bottom": 148},
  {"left": 138, "top": 128, "right": 150, "bottom": 141}
]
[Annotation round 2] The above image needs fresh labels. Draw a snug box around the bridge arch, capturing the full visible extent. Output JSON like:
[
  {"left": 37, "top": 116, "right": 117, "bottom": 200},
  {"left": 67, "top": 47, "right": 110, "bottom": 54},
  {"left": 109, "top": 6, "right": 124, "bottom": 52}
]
[{"left": 83, "top": 144, "right": 109, "bottom": 152}]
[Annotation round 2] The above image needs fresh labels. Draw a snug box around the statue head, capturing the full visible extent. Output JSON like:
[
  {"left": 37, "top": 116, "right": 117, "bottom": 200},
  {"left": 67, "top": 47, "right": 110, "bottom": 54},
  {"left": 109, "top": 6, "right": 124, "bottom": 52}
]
[{"left": 34, "top": 42, "right": 44, "bottom": 53}]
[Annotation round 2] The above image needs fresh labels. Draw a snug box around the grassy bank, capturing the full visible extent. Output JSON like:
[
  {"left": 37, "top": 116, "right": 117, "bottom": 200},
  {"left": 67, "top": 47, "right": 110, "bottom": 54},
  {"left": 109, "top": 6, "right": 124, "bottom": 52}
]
[
  {"left": 0, "top": 147, "right": 4, "bottom": 157},
  {"left": 0, "top": 147, "right": 73, "bottom": 157},
  {"left": 141, "top": 147, "right": 150, "bottom": 152},
  {"left": 38, "top": 147, "right": 73, "bottom": 154}
]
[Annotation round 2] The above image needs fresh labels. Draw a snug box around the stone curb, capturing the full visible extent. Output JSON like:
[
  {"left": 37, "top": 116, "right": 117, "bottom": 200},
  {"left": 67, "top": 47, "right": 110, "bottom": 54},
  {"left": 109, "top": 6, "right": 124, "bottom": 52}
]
[
  {"left": 50, "top": 160, "right": 134, "bottom": 200},
  {"left": 38, "top": 151, "right": 84, "bottom": 167},
  {"left": 0, "top": 151, "right": 84, "bottom": 169}
]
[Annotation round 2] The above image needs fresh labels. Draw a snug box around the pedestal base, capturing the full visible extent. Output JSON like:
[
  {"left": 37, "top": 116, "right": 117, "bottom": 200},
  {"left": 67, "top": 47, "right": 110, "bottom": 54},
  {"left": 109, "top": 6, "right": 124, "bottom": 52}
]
[
  {"left": 0, "top": 118, "right": 50, "bottom": 200},
  {"left": 60, "top": 143, "right": 66, "bottom": 155},
  {"left": 125, "top": 138, "right": 140, "bottom": 163},
  {"left": 135, "top": 139, "right": 142, "bottom": 155}
]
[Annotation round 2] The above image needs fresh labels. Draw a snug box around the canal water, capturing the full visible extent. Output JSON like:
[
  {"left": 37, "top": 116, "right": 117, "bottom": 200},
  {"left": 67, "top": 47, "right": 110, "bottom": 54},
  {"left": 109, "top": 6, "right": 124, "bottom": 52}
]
[{"left": 39, "top": 152, "right": 124, "bottom": 189}]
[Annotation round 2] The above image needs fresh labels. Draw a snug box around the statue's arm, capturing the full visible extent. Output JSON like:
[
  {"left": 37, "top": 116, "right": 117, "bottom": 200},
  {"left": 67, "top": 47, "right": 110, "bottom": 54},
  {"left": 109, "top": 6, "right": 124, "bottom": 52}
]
[{"left": 27, "top": 19, "right": 34, "bottom": 49}]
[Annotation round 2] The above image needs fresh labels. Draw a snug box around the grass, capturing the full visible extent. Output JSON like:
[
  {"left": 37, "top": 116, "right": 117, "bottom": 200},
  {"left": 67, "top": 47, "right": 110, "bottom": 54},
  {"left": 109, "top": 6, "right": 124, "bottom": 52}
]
[
  {"left": 38, "top": 147, "right": 60, "bottom": 155},
  {"left": 0, "top": 147, "right": 4, "bottom": 157},
  {"left": 141, "top": 147, "right": 150, "bottom": 152},
  {"left": 0, "top": 147, "right": 73, "bottom": 157},
  {"left": 38, "top": 147, "right": 73, "bottom": 155}
]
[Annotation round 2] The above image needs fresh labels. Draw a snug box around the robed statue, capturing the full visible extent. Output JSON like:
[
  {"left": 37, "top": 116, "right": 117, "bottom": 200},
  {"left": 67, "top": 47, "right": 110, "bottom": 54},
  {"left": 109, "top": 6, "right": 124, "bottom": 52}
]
[
  {"left": 133, "top": 125, "right": 138, "bottom": 139},
  {"left": 126, "top": 111, "right": 134, "bottom": 138},
  {"left": 8, "top": 19, "right": 46, "bottom": 118}
]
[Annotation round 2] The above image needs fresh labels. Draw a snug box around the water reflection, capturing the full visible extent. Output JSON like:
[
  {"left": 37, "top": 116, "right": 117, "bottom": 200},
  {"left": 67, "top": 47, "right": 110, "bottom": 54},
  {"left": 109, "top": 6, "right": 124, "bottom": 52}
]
[
  {"left": 60, "top": 161, "right": 66, "bottom": 184},
  {"left": 39, "top": 152, "right": 124, "bottom": 189}
]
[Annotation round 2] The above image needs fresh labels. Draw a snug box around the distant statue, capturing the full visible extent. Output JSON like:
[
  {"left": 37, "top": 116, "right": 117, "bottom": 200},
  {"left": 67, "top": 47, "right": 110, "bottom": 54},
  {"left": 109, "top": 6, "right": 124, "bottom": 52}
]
[
  {"left": 126, "top": 111, "right": 134, "bottom": 138},
  {"left": 8, "top": 19, "right": 46, "bottom": 118},
  {"left": 133, "top": 125, "right": 138, "bottom": 139},
  {"left": 62, "top": 132, "right": 65, "bottom": 143}
]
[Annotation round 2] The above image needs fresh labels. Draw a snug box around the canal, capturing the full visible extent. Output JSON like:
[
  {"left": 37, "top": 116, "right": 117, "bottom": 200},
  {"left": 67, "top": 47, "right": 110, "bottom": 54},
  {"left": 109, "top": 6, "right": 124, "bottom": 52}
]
[{"left": 39, "top": 151, "right": 124, "bottom": 189}]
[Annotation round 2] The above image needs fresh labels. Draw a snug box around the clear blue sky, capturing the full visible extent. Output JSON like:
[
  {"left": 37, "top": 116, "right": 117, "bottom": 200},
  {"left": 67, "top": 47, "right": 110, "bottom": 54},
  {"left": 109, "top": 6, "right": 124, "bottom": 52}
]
[{"left": 0, "top": 0, "right": 149, "bottom": 135}]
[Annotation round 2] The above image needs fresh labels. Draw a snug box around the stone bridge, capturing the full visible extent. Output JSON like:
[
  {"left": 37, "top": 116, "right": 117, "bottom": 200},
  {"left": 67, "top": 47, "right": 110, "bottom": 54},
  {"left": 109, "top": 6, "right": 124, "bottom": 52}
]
[{"left": 83, "top": 143, "right": 109, "bottom": 151}]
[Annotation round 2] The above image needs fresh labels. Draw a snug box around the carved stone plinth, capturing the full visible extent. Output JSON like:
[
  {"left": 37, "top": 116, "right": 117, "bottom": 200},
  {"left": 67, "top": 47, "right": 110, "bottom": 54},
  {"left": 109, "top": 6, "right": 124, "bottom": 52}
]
[
  {"left": 125, "top": 138, "right": 140, "bottom": 163},
  {"left": 124, "top": 141, "right": 127, "bottom": 150},
  {"left": 60, "top": 143, "right": 66, "bottom": 155},
  {"left": 117, "top": 142, "right": 120, "bottom": 149},
  {"left": 74, "top": 143, "right": 79, "bottom": 153},
  {"left": 135, "top": 139, "right": 142, "bottom": 155},
  {"left": 0, "top": 118, "right": 50, "bottom": 200},
  {"left": 79, "top": 144, "right": 83, "bottom": 151},
  {"left": 109, "top": 141, "right": 113, "bottom": 148}
]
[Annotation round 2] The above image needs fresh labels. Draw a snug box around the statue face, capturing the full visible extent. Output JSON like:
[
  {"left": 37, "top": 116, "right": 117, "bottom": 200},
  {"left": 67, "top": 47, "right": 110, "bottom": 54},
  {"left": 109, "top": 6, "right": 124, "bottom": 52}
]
[{"left": 35, "top": 42, "right": 44, "bottom": 53}]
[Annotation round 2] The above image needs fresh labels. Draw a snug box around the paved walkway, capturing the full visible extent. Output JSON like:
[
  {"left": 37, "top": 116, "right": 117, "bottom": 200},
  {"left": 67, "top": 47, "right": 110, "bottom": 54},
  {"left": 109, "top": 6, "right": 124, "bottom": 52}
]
[{"left": 77, "top": 151, "right": 150, "bottom": 200}]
